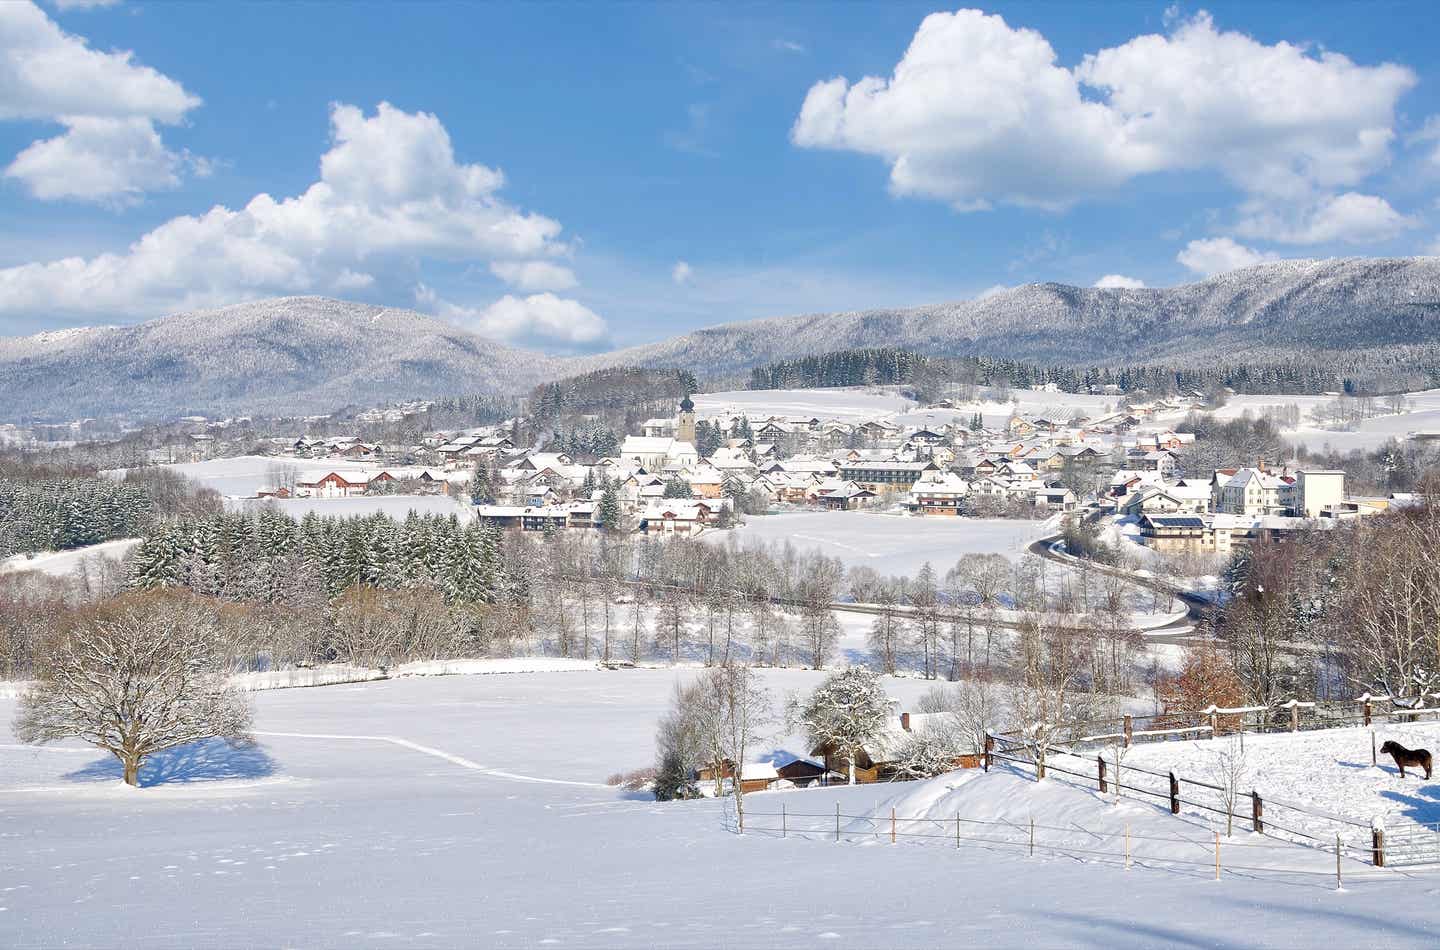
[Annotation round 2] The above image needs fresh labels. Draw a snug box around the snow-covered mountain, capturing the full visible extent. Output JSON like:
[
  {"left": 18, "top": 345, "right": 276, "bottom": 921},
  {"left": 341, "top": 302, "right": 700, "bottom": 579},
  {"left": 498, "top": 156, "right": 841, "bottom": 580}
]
[
  {"left": 583, "top": 257, "right": 1440, "bottom": 375},
  {"left": 0, "top": 297, "right": 560, "bottom": 421},
  {"left": 4, "top": 257, "right": 1440, "bottom": 422}
]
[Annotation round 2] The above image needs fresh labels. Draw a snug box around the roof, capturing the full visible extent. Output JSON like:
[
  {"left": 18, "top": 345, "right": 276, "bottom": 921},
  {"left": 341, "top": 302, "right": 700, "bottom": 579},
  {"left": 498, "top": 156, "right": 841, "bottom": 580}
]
[{"left": 1147, "top": 516, "right": 1205, "bottom": 528}]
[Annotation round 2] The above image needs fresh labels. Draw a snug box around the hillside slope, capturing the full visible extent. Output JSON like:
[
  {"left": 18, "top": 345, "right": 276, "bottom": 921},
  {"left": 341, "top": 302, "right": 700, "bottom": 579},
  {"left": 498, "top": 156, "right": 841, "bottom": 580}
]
[
  {"left": 584, "top": 257, "right": 1440, "bottom": 375},
  {"left": 0, "top": 297, "right": 559, "bottom": 421},
  {"left": 4, "top": 257, "right": 1440, "bottom": 422}
]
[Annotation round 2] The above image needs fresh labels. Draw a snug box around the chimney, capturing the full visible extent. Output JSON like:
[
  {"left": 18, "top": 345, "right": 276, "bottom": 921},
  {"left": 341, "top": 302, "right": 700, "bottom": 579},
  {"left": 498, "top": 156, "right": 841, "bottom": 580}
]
[
  {"left": 1256, "top": 458, "right": 1266, "bottom": 472},
  {"left": 900, "top": 712, "right": 911, "bottom": 732}
]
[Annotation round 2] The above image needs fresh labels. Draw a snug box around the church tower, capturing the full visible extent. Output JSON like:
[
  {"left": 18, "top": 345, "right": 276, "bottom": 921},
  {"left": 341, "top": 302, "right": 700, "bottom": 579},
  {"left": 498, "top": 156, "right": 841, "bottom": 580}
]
[{"left": 676, "top": 393, "right": 697, "bottom": 446}]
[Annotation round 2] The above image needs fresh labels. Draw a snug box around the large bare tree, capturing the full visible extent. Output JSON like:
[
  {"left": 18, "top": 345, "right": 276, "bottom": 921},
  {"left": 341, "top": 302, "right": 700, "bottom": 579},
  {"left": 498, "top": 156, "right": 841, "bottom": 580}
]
[{"left": 15, "top": 593, "right": 252, "bottom": 787}]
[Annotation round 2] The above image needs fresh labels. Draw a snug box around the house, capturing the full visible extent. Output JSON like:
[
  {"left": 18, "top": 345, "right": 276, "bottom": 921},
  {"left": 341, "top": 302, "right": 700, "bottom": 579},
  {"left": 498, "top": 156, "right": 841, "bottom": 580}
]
[
  {"left": 296, "top": 469, "right": 386, "bottom": 498},
  {"left": 694, "top": 759, "right": 779, "bottom": 794},
  {"left": 637, "top": 500, "right": 725, "bottom": 536},
  {"left": 1280, "top": 470, "right": 1346, "bottom": 518},
  {"left": 810, "top": 478, "right": 877, "bottom": 510},
  {"left": 1137, "top": 514, "right": 1248, "bottom": 555},
  {"left": 1033, "top": 486, "right": 1078, "bottom": 512},
  {"left": 908, "top": 471, "right": 971, "bottom": 516},
  {"left": 810, "top": 711, "right": 979, "bottom": 783},
  {"left": 838, "top": 460, "right": 939, "bottom": 493},
  {"left": 1211, "top": 467, "right": 1290, "bottom": 516},
  {"left": 773, "top": 756, "right": 832, "bottom": 788}
]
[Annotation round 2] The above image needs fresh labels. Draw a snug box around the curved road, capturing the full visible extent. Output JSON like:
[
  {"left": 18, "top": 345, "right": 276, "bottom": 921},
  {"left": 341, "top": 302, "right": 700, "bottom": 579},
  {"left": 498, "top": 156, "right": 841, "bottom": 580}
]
[{"left": 1025, "top": 532, "right": 1209, "bottom": 645}]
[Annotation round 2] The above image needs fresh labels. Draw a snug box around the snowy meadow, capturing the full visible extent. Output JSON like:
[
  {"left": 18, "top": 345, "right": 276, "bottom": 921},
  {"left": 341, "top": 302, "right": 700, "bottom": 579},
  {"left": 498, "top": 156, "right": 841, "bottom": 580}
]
[{"left": 4, "top": 669, "right": 1440, "bottom": 948}]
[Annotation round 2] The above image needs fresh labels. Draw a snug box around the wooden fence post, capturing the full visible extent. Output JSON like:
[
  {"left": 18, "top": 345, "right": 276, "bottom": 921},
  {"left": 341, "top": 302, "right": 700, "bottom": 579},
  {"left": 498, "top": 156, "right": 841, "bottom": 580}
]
[
  {"left": 1209, "top": 710, "right": 1219, "bottom": 737},
  {"left": 835, "top": 802, "right": 841, "bottom": 843},
  {"left": 1371, "top": 731, "right": 1377, "bottom": 767},
  {"left": 1029, "top": 817, "right": 1035, "bottom": 857},
  {"left": 983, "top": 735, "right": 994, "bottom": 772},
  {"left": 1097, "top": 755, "right": 1107, "bottom": 794},
  {"left": 1363, "top": 698, "right": 1373, "bottom": 726},
  {"left": 1123, "top": 714, "right": 1133, "bottom": 748},
  {"left": 956, "top": 813, "right": 961, "bottom": 849},
  {"left": 1214, "top": 831, "right": 1220, "bottom": 881},
  {"left": 1124, "top": 824, "right": 1131, "bottom": 870},
  {"left": 1169, "top": 772, "right": 1181, "bottom": 815},
  {"left": 1336, "top": 834, "right": 1343, "bottom": 890},
  {"left": 1373, "top": 828, "right": 1385, "bottom": 867},
  {"left": 1251, "top": 791, "right": 1264, "bottom": 834},
  {"left": 1290, "top": 703, "right": 1300, "bottom": 733},
  {"left": 891, "top": 807, "right": 896, "bottom": 845},
  {"left": 781, "top": 803, "right": 786, "bottom": 839}
]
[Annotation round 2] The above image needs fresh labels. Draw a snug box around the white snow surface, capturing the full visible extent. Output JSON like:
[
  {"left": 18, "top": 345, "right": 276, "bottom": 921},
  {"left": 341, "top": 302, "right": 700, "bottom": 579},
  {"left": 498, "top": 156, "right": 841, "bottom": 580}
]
[
  {"left": 0, "top": 538, "right": 139, "bottom": 577},
  {"left": 1120, "top": 721, "right": 1440, "bottom": 844},
  {"left": 3, "top": 669, "right": 1439, "bottom": 946},
  {"left": 690, "top": 386, "right": 915, "bottom": 421},
  {"left": 711, "top": 511, "right": 1046, "bottom": 576}
]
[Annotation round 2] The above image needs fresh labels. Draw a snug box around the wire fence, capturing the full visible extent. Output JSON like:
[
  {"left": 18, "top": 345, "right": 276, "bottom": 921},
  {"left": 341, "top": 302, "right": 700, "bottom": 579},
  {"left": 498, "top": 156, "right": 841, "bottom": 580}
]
[
  {"left": 969, "top": 695, "right": 1440, "bottom": 868},
  {"left": 731, "top": 801, "right": 1375, "bottom": 889}
]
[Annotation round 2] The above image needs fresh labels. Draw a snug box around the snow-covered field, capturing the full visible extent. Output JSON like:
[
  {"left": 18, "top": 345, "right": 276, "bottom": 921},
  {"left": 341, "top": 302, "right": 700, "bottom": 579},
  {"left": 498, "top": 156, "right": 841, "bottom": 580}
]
[
  {"left": 0, "top": 538, "right": 138, "bottom": 577},
  {"left": 712, "top": 511, "right": 1047, "bottom": 576},
  {"left": 4, "top": 671, "right": 1439, "bottom": 947},
  {"left": 1209, "top": 389, "right": 1440, "bottom": 453},
  {"left": 691, "top": 386, "right": 915, "bottom": 421},
  {"left": 1120, "top": 721, "right": 1440, "bottom": 841}
]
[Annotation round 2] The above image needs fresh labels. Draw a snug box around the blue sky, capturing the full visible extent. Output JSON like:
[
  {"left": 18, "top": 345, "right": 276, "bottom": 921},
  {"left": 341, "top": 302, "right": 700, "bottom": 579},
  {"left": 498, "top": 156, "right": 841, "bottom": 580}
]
[{"left": 2, "top": 1, "right": 1438, "bottom": 350}]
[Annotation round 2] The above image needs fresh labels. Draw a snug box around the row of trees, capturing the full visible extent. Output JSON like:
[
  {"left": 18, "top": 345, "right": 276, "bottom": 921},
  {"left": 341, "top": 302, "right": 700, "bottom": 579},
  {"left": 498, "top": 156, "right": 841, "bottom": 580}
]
[{"left": 1202, "top": 496, "right": 1440, "bottom": 706}]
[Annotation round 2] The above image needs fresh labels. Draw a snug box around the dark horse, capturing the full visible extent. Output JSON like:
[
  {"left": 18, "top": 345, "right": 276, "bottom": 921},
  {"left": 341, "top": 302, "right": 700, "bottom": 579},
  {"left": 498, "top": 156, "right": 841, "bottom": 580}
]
[{"left": 1381, "top": 740, "right": 1434, "bottom": 779}]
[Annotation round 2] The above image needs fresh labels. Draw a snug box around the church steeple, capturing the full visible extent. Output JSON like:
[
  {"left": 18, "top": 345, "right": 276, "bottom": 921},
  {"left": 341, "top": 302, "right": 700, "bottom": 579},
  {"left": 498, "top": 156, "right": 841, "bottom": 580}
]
[{"left": 677, "top": 393, "right": 696, "bottom": 446}]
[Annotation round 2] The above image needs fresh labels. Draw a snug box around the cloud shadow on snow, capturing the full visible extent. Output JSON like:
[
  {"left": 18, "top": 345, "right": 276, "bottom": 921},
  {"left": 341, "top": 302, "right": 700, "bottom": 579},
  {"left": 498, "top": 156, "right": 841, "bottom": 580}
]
[{"left": 62, "top": 737, "right": 278, "bottom": 788}]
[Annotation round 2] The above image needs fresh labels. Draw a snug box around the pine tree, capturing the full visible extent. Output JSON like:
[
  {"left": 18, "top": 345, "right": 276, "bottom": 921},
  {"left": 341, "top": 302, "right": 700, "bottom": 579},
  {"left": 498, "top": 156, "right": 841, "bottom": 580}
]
[{"left": 597, "top": 484, "right": 624, "bottom": 533}]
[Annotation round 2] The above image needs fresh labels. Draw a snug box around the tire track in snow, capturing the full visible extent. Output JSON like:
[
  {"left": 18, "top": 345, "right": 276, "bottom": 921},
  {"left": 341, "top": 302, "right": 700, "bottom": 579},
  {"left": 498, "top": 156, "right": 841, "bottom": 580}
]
[{"left": 253, "top": 731, "right": 607, "bottom": 788}]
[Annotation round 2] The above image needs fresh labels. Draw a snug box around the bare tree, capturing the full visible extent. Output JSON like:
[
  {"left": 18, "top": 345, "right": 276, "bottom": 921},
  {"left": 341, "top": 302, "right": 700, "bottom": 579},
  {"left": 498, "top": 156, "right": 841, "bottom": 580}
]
[
  {"left": 1012, "top": 612, "right": 1094, "bottom": 779},
  {"left": 1210, "top": 735, "right": 1247, "bottom": 836},
  {"left": 692, "top": 664, "right": 774, "bottom": 832},
  {"left": 15, "top": 593, "right": 252, "bottom": 787}
]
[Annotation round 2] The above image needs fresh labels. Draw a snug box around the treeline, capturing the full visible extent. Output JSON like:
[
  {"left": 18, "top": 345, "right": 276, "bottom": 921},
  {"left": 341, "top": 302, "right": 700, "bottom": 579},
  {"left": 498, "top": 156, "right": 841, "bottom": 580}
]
[
  {"left": 1208, "top": 494, "right": 1440, "bottom": 705},
  {"left": 0, "top": 465, "right": 223, "bottom": 560},
  {"left": 128, "top": 510, "right": 512, "bottom": 607},
  {"left": 0, "top": 505, "right": 1159, "bottom": 683},
  {"left": 531, "top": 366, "right": 698, "bottom": 423},
  {"left": 744, "top": 346, "right": 1440, "bottom": 398},
  {"left": 0, "top": 477, "right": 151, "bottom": 558}
]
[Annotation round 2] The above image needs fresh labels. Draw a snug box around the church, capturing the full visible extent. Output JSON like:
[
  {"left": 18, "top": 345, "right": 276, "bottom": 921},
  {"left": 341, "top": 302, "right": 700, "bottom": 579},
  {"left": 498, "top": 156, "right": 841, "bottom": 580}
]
[{"left": 621, "top": 395, "right": 700, "bottom": 472}]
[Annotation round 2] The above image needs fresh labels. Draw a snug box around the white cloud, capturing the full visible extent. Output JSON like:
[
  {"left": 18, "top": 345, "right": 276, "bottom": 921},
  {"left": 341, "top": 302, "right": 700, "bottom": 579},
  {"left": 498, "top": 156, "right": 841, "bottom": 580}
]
[
  {"left": 793, "top": 10, "right": 1414, "bottom": 212},
  {"left": 1, "top": 1, "right": 201, "bottom": 202},
  {"left": 1235, "top": 192, "right": 1416, "bottom": 245},
  {"left": 1412, "top": 115, "right": 1440, "bottom": 167},
  {"left": 5, "top": 116, "right": 186, "bottom": 204},
  {"left": 489, "top": 259, "right": 577, "bottom": 292},
  {"left": 0, "top": 102, "right": 572, "bottom": 318},
  {"left": 672, "top": 260, "right": 693, "bottom": 284},
  {"left": 48, "top": 0, "right": 122, "bottom": 10},
  {"left": 420, "top": 288, "right": 608, "bottom": 348},
  {"left": 773, "top": 39, "right": 806, "bottom": 54},
  {"left": 1094, "top": 274, "right": 1145, "bottom": 289},
  {"left": 976, "top": 284, "right": 1012, "bottom": 300},
  {"left": 1176, "top": 237, "right": 1277, "bottom": 277},
  {"left": 332, "top": 269, "right": 374, "bottom": 291}
]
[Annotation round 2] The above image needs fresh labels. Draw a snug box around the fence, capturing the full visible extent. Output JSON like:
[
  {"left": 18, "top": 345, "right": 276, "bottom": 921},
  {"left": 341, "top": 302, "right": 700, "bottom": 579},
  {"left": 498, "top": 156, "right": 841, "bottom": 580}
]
[
  {"left": 1378, "top": 822, "right": 1440, "bottom": 868},
  {"left": 984, "top": 736, "right": 1383, "bottom": 857},
  {"left": 733, "top": 802, "right": 1373, "bottom": 889},
  {"left": 1012, "top": 696, "right": 1440, "bottom": 756}
]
